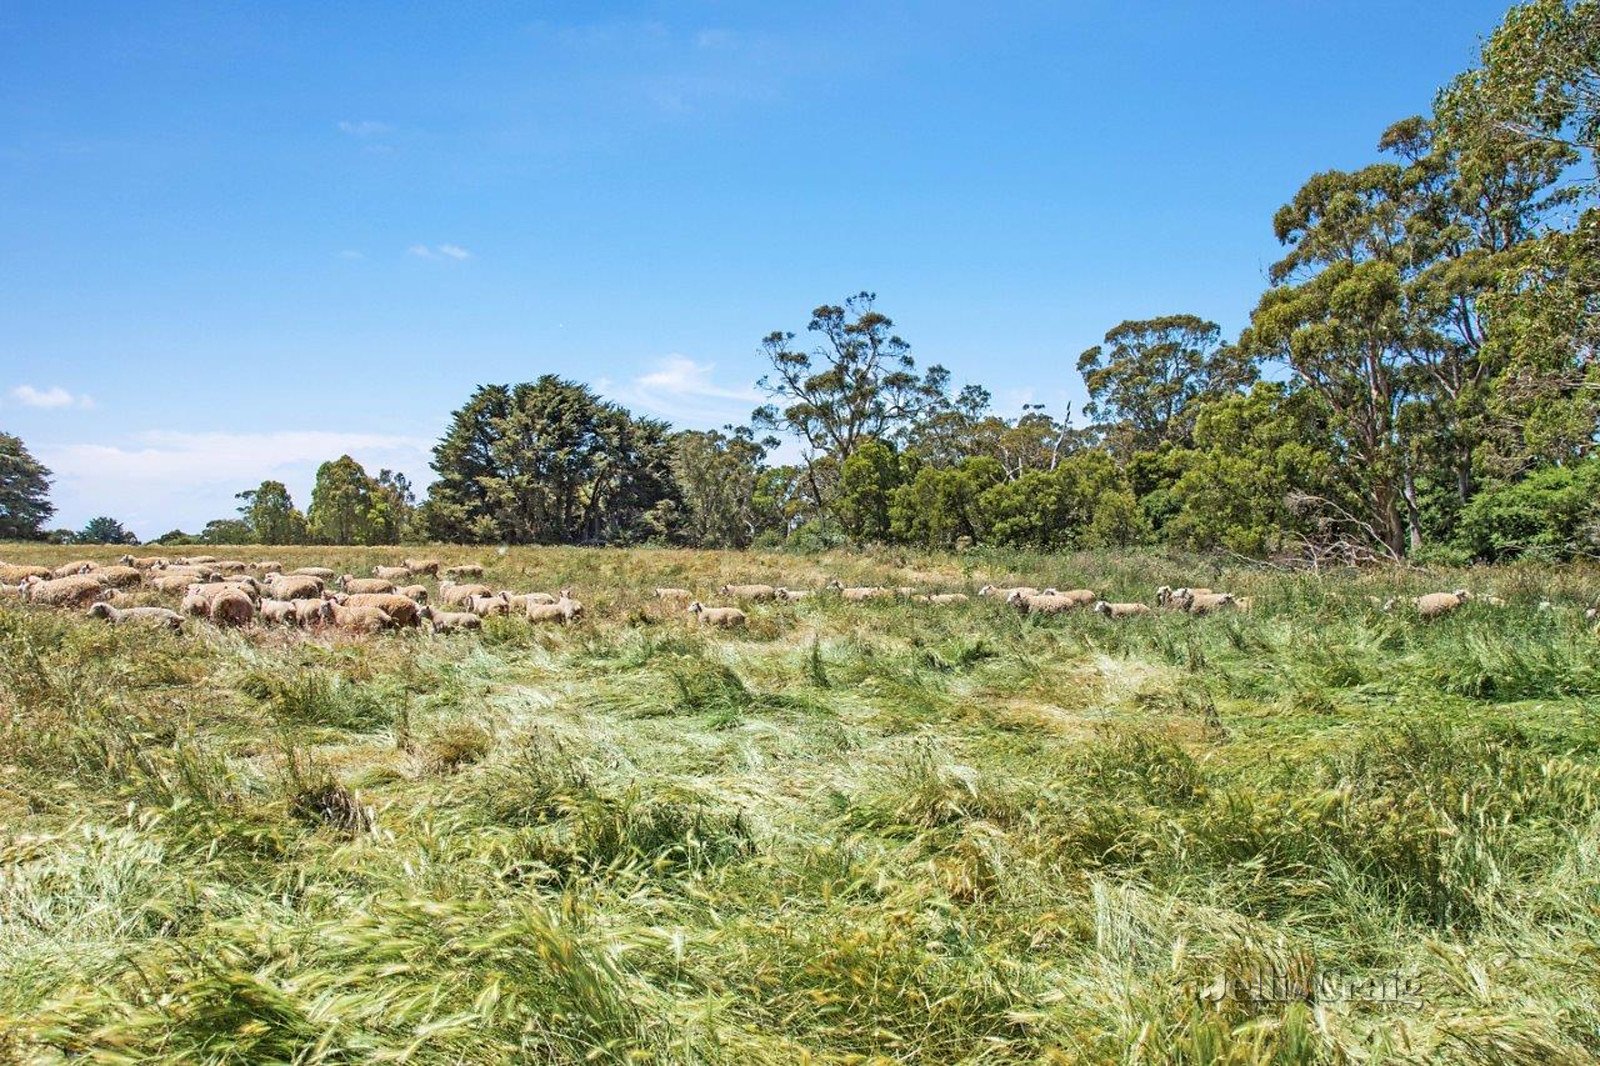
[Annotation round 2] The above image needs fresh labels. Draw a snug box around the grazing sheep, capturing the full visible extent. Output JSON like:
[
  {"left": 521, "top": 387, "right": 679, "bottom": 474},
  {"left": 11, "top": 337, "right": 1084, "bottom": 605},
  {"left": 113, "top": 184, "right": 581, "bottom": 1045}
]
[
  {"left": 1156, "top": 585, "right": 1213, "bottom": 608},
  {"left": 1416, "top": 590, "right": 1471, "bottom": 620},
  {"left": 219, "top": 576, "right": 262, "bottom": 599},
  {"left": 838, "top": 586, "right": 890, "bottom": 603},
  {"left": 424, "top": 607, "right": 481, "bottom": 633},
  {"left": 462, "top": 592, "right": 512, "bottom": 618},
  {"left": 22, "top": 574, "right": 110, "bottom": 608},
  {"left": 254, "top": 561, "right": 283, "bottom": 574},
  {"left": 291, "top": 598, "right": 335, "bottom": 626},
  {"left": 688, "top": 601, "right": 746, "bottom": 628},
  {"left": 775, "top": 586, "right": 813, "bottom": 602},
  {"left": 207, "top": 589, "right": 256, "bottom": 628},
  {"left": 266, "top": 574, "right": 323, "bottom": 601},
  {"left": 373, "top": 565, "right": 413, "bottom": 581},
  {"left": 343, "top": 592, "right": 423, "bottom": 627},
  {"left": 51, "top": 560, "right": 99, "bottom": 579},
  {"left": 654, "top": 587, "right": 693, "bottom": 600},
  {"left": 87, "top": 602, "right": 183, "bottom": 630},
  {"left": 978, "top": 584, "right": 1040, "bottom": 601},
  {"left": 0, "top": 564, "right": 53, "bottom": 583},
  {"left": 329, "top": 603, "right": 394, "bottom": 632},
  {"left": 396, "top": 584, "right": 430, "bottom": 603},
  {"left": 291, "top": 567, "right": 337, "bottom": 580},
  {"left": 505, "top": 591, "right": 556, "bottom": 610},
  {"left": 526, "top": 590, "right": 583, "bottom": 624},
  {"left": 180, "top": 583, "right": 236, "bottom": 616},
  {"left": 258, "top": 598, "right": 300, "bottom": 625},
  {"left": 119, "top": 555, "right": 168, "bottom": 570},
  {"left": 179, "top": 555, "right": 219, "bottom": 566},
  {"left": 148, "top": 573, "right": 202, "bottom": 593},
  {"left": 1009, "top": 589, "right": 1095, "bottom": 615},
  {"left": 1093, "top": 600, "right": 1152, "bottom": 619},
  {"left": 92, "top": 565, "right": 144, "bottom": 589},
  {"left": 439, "top": 581, "right": 493, "bottom": 606},
  {"left": 924, "top": 593, "right": 970, "bottom": 605},
  {"left": 340, "top": 575, "right": 395, "bottom": 595},
  {"left": 403, "top": 558, "right": 442, "bottom": 577},
  {"left": 1178, "top": 591, "right": 1237, "bottom": 615},
  {"left": 719, "top": 583, "right": 777, "bottom": 601},
  {"left": 213, "top": 560, "right": 250, "bottom": 574},
  {"left": 443, "top": 564, "right": 485, "bottom": 579}
]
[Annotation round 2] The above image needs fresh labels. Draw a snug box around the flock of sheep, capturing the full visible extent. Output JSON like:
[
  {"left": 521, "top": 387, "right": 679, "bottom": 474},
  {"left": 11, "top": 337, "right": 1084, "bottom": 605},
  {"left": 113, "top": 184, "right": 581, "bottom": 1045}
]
[{"left": 2, "top": 552, "right": 1568, "bottom": 638}]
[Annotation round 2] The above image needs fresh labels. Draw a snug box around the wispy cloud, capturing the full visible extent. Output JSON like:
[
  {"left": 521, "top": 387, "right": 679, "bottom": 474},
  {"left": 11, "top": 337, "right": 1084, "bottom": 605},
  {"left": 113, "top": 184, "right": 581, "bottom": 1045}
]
[
  {"left": 10, "top": 384, "right": 94, "bottom": 410},
  {"left": 337, "top": 249, "right": 365, "bottom": 260},
  {"left": 408, "top": 243, "right": 472, "bottom": 261},
  {"left": 615, "top": 354, "right": 760, "bottom": 427},
  {"left": 39, "top": 429, "right": 434, "bottom": 539},
  {"left": 336, "top": 120, "right": 393, "bottom": 138}
]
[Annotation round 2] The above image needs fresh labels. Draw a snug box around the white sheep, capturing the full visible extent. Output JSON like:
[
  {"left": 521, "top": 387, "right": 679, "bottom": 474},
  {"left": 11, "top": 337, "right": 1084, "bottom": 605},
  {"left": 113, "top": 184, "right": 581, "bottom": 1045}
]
[
  {"left": 403, "top": 558, "right": 442, "bottom": 576},
  {"left": 291, "top": 598, "right": 335, "bottom": 626},
  {"left": 258, "top": 598, "right": 300, "bottom": 625},
  {"left": 329, "top": 603, "right": 394, "bottom": 632},
  {"left": 439, "top": 581, "right": 493, "bottom": 606},
  {"left": 206, "top": 589, "right": 256, "bottom": 628},
  {"left": 1093, "top": 600, "right": 1152, "bottom": 618},
  {"left": 654, "top": 587, "right": 693, "bottom": 600},
  {"left": 526, "top": 590, "right": 583, "bottom": 624},
  {"left": 22, "top": 574, "right": 111, "bottom": 607},
  {"left": 265, "top": 574, "right": 323, "bottom": 601},
  {"left": 87, "top": 602, "right": 183, "bottom": 630},
  {"left": 291, "top": 567, "right": 337, "bottom": 580},
  {"left": 423, "top": 607, "right": 482, "bottom": 633},
  {"left": 373, "top": 565, "right": 413, "bottom": 581},
  {"left": 343, "top": 592, "right": 423, "bottom": 627},
  {"left": 443, "top": 564, "right": 485, "bottom": 579},
  {"left": 719, "top": 583, "right": 777, "bottom": 601},
  {"left": 1416, "top": 590, "right": 1471, "bottom": 620},
  {"left": 688, "top": 601, "right": 746, "bottom": 627}
]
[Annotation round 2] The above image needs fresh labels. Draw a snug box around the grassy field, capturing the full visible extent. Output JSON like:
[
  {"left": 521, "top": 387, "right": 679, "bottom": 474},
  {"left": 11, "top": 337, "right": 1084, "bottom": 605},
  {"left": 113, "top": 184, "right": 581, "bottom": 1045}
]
[{"left": 2, "top": 544, "right": 1599, "bottom": 1063}]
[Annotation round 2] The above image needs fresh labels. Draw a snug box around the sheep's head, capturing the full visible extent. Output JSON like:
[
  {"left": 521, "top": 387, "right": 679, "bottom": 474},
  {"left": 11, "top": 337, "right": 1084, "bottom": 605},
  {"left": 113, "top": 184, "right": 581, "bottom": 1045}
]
[
  {"left": 89, "top": 602, "right": 113, "bottom": 619},
  {"left": 1092, "top": 600, "right": 1110, "bottom": 615},
  {"left": 1452, "top": 589, "right": 1472, "bottom": 601},
  {"left": 687, "top": 601, "right": 703, "bottom": 614},
  {"left": 825, "top": 578, "right": 844, "bottom": 590}
]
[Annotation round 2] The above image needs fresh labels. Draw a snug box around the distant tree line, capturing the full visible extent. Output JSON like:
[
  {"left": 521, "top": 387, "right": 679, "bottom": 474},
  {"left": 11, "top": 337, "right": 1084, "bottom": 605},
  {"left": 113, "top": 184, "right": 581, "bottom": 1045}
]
[{"left": 0, "top": 1, "right": 1594, "bottom": 561}]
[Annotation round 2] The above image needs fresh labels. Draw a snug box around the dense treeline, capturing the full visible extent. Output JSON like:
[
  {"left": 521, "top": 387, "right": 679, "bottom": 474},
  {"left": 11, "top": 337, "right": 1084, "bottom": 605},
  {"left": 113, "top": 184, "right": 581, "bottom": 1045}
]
[{"left": 1, "top": 0, "right": 1594, "bottom": 560}]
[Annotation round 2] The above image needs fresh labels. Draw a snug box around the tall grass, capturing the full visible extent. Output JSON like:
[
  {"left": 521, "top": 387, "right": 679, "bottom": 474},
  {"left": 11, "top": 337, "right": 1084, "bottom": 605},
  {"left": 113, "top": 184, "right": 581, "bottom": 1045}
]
[{"left": 1, "top": 543, "right": 1598, "bottom": 1061}]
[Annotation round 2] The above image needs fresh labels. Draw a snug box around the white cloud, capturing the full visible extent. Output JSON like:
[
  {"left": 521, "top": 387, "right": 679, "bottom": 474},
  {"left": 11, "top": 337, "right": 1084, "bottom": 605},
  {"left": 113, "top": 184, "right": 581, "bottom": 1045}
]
[
  {"left": 10, "top": 384, "right": 94, "bottom": 410},
  {"left": 336, "top": 120, "right": 393, "bottom": 137},
  {"left": 617, "top": 354, "right": 761, "bottom": 427},
  {"left": 39, "top": 429, "right": 434, "bottom": 539},
  {"left": 408, "top": 243, "right": 472, "bottom": 261}
]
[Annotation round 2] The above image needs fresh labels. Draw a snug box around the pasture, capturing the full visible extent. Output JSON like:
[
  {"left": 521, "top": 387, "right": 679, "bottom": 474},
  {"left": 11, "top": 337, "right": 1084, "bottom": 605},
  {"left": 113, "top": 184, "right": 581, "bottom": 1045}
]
[{"left": 2, "top": 544, "right": 1600, "bottom": 1063}]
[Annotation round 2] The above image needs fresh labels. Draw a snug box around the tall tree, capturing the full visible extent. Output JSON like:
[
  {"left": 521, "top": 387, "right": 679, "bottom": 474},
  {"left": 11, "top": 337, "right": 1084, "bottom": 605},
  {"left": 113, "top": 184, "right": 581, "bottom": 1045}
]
[
  {"left": 0, "top": 432, "right": 54, "bottom": 540},
  {"left": 422, "top": 376, "right": 674, "bottom": 544},
  {"left": 73, "top": 516, "right": 138, "bottom": 545},
  {"left": 1076, "top": 315, "right": 1255, "bottom": 453},
  {"left": 307, "top": 455, "right": 381, "bottom": 545},
  {"left": 670, "top": 427, "right": 774, "bottom": 548},
  {"left": 236, "top": 480, "right": 308, "bottom": 545},
  {"left": 753, "top": 292, "right": 942, "bottom": 508}
]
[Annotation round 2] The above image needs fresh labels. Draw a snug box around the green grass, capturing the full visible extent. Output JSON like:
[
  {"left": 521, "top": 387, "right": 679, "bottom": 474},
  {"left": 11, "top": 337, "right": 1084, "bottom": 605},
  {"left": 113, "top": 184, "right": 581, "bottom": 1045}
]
[{"left": 1, "top": 543, "right": 1598, "bottom": 1062}]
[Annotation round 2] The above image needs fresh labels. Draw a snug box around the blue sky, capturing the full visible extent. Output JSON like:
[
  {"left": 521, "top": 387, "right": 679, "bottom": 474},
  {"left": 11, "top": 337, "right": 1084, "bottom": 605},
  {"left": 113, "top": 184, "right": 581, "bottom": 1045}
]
[{"left": 1, "top": 1, "right": 1511, "bottom": 537}]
